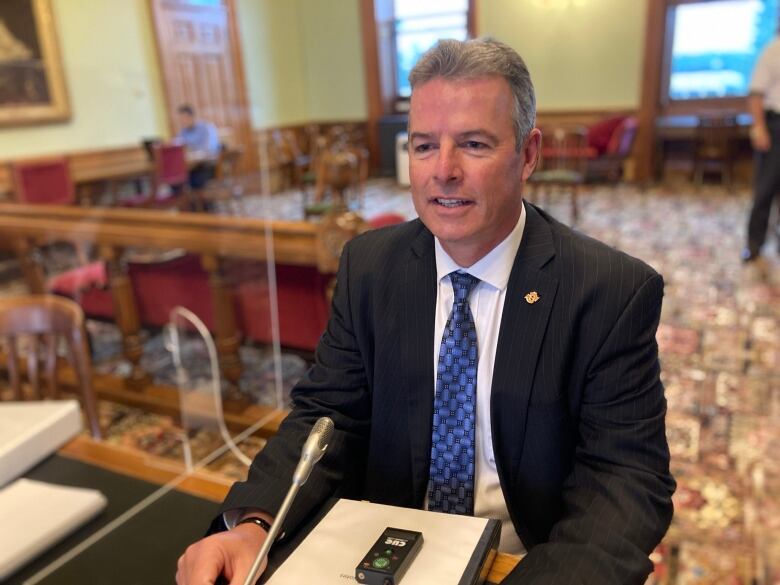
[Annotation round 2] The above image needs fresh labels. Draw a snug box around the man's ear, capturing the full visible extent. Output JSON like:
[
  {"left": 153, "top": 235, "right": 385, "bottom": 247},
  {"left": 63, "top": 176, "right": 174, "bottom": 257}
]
[{"left": 520, "top": 128, "right": 542, "bottom": 182}]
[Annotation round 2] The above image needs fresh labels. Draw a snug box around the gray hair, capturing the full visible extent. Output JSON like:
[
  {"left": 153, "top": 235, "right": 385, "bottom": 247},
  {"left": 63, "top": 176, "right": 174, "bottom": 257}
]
[{"left": 409, "top": 37, "right": 536, "bottom": 150}]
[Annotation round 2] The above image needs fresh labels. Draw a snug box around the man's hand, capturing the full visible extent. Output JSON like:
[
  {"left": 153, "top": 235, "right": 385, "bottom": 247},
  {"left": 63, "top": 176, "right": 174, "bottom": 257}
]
[
  {"left": 176, "top": 523, "right": 267, "bottom": 585},
  {"left": 751, "top": 125, "right": 771, "bottom": 152}
]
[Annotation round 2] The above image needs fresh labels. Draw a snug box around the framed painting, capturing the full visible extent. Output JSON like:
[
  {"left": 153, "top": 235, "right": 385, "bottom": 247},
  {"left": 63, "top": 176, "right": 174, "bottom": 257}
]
[{"left": 0, "top": 0, "right": 70, "bottom": 126}]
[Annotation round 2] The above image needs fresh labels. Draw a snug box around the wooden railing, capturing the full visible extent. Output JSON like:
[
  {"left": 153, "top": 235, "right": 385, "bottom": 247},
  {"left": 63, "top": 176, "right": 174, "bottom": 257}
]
[{"left": 0, "top": 203, "right": 319, "bottom": 393}]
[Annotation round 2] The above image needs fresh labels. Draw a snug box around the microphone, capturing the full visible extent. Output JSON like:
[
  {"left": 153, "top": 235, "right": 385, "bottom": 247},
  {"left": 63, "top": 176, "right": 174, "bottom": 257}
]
[{"left": 241, "top": 417, "right": 334, "bottom": 585}]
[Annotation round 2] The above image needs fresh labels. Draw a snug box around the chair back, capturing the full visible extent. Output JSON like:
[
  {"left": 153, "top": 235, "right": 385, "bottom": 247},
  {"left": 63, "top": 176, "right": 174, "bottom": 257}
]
[
  {"left": 215, "top": 145, "right": 243, "bottom": 179},
  {"left": 605, "top": 117, "right": 638, "bottom": 157},
  {"left": 539, "top": 125, "right": 589, "bottom": 174},
  {"left": 368, "top": 213, "right": 406, "bottom": 229},
  {"left": 0, "top": 295, "right": 102, "bottom": 438},
  {"left": 695, "top": 113, "right": 737, "bottom": 160},
  {"left": 154, "top": 143, "right": 189, "bottom": 186},
  {"left": 12, "top": 158, "right": 75, "bottom": 205}
]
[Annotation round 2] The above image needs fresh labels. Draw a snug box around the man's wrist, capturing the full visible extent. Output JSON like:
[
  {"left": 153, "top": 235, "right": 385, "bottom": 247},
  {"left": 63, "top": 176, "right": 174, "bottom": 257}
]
[{"left": 236, "top": 516, "right": 272, "bottom": 534}]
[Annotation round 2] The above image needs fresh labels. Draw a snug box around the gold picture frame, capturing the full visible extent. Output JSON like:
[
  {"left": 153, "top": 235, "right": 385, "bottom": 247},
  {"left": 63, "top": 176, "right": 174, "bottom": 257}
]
[{"left": 0, "top": 0, "right": 70, "bottom": 126}]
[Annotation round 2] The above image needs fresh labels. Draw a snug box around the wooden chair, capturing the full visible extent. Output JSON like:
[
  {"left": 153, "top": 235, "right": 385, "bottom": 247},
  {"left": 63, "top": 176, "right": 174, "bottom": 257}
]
[
  {"left": 693, "top": 113, "right": 738, "bottom": 188},
  {"left": 0, "top": 295, "right": 102, "bottom": 439},
  {"left": 529, "top": 125, "right": 589, "bottom": 223}
]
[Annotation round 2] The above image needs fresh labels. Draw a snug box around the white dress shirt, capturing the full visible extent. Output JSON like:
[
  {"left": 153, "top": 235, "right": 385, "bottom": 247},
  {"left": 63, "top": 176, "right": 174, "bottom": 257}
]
[
  {"left": 751, "top": 37, "right": 780, "bottom": 112},
  {"left": 428, "top": 202, "right": 527, "bottom": 555}
]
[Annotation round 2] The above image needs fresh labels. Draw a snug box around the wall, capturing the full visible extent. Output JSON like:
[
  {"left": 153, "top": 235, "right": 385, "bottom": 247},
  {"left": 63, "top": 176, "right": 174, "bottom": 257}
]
[
  {"left": 478, "top": 0, "right": 647, "bottom": 111},
  {"left": 237, "top": 0, "right": 367, "bottom": 128},
  {"left": 235, "top": 0, "right": 308, "bottom": 128},
  {"left": 0, "top": 0, "right": 168, "bottom": 159},
  {"left": 298, "top": 0, "right": 367, "bottom": 122}
]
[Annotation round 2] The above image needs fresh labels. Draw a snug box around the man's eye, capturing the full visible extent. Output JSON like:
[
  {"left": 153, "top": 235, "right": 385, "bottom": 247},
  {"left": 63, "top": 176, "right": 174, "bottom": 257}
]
[
  {"left": 464, "top": 141, "right": 487, "bottom": 149},
  {"left": 414, "top": 143, "right": 434, "bottom": 153}
]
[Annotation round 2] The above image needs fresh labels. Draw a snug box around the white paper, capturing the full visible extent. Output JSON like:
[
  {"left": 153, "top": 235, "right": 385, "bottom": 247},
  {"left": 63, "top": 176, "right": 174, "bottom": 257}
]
[
  {"left": 266, "top": 499, "right": 496, "bottom": 585},
  {"left": 0, "top": 478, "right": 107, "bottom": 580},
  {"left": 0, "top": 400, "right": 83, "bottom": 487}
]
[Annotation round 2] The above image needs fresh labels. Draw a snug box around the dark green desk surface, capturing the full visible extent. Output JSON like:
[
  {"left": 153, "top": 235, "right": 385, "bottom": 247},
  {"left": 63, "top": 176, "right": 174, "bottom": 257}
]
[{"left": 8, "top": 454, "right": 220, "bottom": 585}]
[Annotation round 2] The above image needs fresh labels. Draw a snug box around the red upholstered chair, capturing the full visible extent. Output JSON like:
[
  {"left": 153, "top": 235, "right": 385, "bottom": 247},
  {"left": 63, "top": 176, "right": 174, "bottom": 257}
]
[
  {"left": 367, "top": 213, "right": 406, "bottom": 229},
  {"left": 49, "top": 254, "right": 331, "bottom": 353},
  {"left": 586, "top": 116, "right": 638, "bottom": 183},
  {"left": 12, "top": 157, "right": 75, "bottom": 205},
  {"left": 155, "top": 143, "right": 189, "bottom": 188},
  {"left": 122, "top": 142, "right": 188, "bottom": 208}
]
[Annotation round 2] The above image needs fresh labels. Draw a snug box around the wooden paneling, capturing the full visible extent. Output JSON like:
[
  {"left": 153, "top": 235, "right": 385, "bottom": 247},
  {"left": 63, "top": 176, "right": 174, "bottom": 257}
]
[
  {"left": 59, "top": 435, "right": 234, "bottom": 503},
  {"left": 0, "top": 118, "right": 368, "bottom": 201},
  {"left": 536, "top": 108, "right": 636, "bottom": 128},
  {"left": 150, "top": 0, "right": 256, "bottom": 170}
]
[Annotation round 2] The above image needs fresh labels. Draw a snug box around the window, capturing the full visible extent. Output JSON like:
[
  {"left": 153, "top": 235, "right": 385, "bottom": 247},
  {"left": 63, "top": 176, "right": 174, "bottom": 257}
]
[
  {"left": 666, "top": 0, "right": 778, "bottom": 101},
  {"left": 393, "top": 0, "right": 469, "bottom": 98}
]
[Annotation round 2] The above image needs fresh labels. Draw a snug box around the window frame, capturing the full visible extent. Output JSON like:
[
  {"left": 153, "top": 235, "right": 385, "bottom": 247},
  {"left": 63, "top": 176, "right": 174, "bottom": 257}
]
[{"left": 391, "top": 4, "right": 472, "bottom": 100}]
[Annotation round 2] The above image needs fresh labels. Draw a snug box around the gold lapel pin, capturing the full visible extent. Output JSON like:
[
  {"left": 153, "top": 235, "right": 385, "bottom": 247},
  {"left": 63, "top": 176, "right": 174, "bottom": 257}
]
[{"left": 524, "top": 291, "right": 540, "bottom": 304}]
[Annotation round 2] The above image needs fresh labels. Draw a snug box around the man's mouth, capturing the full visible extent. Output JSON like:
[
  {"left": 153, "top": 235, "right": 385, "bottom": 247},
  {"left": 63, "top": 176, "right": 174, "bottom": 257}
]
[{"left": 434, "top": 198, "right": 471, "bottom": 208}]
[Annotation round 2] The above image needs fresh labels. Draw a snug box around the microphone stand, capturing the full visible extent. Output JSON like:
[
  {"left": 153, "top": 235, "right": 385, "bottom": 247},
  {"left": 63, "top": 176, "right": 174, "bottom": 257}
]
[
  {"left": 241, "top": 417, "right": 333, "bottom": 585},
  {"left": 242, "top": 484, "right": 299, "bottom": 585}
]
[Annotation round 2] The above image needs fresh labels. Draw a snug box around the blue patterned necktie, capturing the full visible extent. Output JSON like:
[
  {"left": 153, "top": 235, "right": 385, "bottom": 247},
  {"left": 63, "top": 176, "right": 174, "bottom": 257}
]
[{"left": 428, "top": 271, "right": 480, "bottom": 515}]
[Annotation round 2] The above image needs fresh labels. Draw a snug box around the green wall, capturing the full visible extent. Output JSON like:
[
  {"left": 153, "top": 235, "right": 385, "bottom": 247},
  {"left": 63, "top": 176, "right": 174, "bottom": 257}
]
[
  {"left": 236, "top": 0, "right": 308, "bottom": 127},
  {"left": 298, "top": 0, "right": 367, "bottom": 122},
  {"left": 0, "top": 0, "right": 168, "bottom": 159},
  {"left": 478, "top": 0, "right": 647, "bottom": 111},
  {"left": 237, "top": 0, "right": 367, "bottom": 128}
]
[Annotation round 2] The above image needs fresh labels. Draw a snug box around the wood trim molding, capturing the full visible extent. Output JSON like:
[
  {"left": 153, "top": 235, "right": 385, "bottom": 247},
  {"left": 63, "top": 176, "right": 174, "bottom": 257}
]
[
  {"left": 635, "top": 0, "right": 666, "bottom": 183},
  {"left": 224, "top": 0, "right": 258, "bottom": 172},
  {"left": 59, "top": 435, "right": 233, "bottom": 503},
  {"left": 359, "top": 0, "right": 383, "bottom": 170},
  {"left": 59, "top": 435, "right": 519, "bottom": 581},
  {"left": 468, "top": 0, "right": 478, "bottom": 37},
  {"left": 0, "top": 203, "right": 320, "bottom": 266}
]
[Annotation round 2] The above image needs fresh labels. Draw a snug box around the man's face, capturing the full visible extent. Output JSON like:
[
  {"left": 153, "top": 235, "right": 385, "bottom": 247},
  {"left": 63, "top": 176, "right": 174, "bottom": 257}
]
[
  {"left": 409, "top": 75, "right": 540, "bottom": 267},
  {"left": 178, "top": 112, "right": 194, "bottom": 129}
]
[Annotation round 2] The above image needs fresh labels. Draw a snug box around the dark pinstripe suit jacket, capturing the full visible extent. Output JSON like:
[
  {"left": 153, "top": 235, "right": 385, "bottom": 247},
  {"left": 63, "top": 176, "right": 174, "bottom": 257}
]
[{"left": 220, "top": 202, "right": 675, "bottom": 584}]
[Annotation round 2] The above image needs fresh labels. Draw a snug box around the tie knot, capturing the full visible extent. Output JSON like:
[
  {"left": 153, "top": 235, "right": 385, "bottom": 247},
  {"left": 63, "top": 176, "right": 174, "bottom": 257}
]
[{"left": 450, "top": 272, "right": 480, "bottom": 304}]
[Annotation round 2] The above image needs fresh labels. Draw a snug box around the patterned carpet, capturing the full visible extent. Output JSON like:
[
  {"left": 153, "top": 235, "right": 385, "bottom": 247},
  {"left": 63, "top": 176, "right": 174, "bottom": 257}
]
[{"left": 1, "top": 180, "right": 778, "bottom": 584}]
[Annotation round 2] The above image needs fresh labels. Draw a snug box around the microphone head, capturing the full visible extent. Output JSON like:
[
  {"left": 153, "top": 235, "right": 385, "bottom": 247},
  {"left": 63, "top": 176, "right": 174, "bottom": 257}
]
[{"left": 311, "top": 417, "right": 334, "bottom": 450}]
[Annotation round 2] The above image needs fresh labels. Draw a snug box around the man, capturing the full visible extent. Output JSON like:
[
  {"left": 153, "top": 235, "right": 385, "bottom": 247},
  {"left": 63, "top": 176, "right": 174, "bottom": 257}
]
[
  {"left": 176, "top": 104, "right": 220, "bottom": 189},
  {"left": 177, "top": 38, "right": 674, "bottom": 585},
  {"left": 744, "top": 31, "right": 780, "bottom": 262}
]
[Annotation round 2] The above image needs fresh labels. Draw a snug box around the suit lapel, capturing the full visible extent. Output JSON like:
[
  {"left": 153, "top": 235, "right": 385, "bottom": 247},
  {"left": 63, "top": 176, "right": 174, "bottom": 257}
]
[
  {"left": 401, "top": 225, "right": 437, "bottom": 505},
  {"left": 491, "top": 204, "right": 558, "bottom": 474}
]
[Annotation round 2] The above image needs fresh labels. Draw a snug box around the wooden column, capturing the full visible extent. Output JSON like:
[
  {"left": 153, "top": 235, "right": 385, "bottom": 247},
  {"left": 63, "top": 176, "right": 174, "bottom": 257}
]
[
  {"left": 200, "top": 253, "right": 245, "bottom": 405},
  {"left": 100, "top": 245, "right": 149, "bottom": 389},
  {"left": 12, "top": 238, "right": 46, "bottom": 294}
]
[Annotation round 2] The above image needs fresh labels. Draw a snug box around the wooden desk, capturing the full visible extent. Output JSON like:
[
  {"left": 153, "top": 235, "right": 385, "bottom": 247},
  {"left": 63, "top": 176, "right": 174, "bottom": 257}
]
[
  {"left": 653, "top": 114, "right": 753, "bottom": 181},
  {"left": 23, "top": 437, "right": 520, "bottom": 584},
  {"left": 0, "top": 147, "right": 225, "bottom": 206}
]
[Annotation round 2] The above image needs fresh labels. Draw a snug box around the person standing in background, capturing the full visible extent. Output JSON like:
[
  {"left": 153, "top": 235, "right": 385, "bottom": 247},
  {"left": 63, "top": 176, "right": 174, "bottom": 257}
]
[{"left": 744, "top": 31, "right": 780, "bottom": 263}]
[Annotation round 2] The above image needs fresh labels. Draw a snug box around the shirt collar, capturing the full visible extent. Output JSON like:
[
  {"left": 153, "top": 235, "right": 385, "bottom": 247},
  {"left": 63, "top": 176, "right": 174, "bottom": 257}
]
[{"left": 434, "top": 201, "right": 526, "bottom": 292}]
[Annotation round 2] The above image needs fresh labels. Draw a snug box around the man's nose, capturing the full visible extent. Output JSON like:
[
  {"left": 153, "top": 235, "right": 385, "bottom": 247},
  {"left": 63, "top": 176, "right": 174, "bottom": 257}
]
[{"left": 434, "top": 145, "right": 462, "bottom": 183}]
